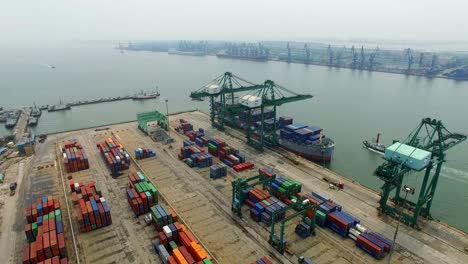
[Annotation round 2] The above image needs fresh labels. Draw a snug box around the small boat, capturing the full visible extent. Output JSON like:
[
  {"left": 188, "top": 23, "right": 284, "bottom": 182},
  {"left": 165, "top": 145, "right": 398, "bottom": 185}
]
[
  {"left": 363, "top": 133, "right": 386, "bottom": 155},
  {"left": 132, "top": 88, "right": 160, "bottom": 100}
]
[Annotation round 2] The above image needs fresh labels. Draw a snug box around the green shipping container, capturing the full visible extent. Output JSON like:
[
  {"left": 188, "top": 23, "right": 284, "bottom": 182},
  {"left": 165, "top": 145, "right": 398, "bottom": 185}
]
[
  {"left": 44, "top": 214, "right": 49, "bottom": 221},
  {"left": 55, "top": 209, "right": 61, "bottom": 217},
  {"left": 315, "top": 210, "right": 326, "bottom": 220},
  {"left": 32, "top": 222, "right": 38, "bottom": 236},
  {"left": 169, "top": 241, "right": 178, "bottom": 251},
  {"left": 56, "top": 215, "right": 62, "bottom": 221},
  {"left": 203, "top": 259, "right": 213, "bottom": 264},
  {"left": 0, "top": 173, "right": 4, "bottom": 183}
]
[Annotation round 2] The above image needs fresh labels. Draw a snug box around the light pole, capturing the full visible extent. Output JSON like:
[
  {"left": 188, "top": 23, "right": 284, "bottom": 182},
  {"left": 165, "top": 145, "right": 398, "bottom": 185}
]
[
  {"left": 165, "top": 99, "right": 170, "bottom": 138},
  {"left": 387, "top": 185, "right": 415, "bottom": 264}
]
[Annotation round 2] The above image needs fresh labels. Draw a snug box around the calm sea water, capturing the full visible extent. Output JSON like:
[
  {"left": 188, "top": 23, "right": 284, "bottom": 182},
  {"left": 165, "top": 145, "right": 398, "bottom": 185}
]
[{"left": 1, "top": 43, "right": 467, "bottom": 231}]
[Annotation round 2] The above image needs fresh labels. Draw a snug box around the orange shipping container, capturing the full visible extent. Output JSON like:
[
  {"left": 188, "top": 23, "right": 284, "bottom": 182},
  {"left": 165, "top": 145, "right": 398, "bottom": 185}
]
[
  {"left": 189, "top": 242, "right": 207, "bottom": 261},
  {"left": 172, "top": 249, "right": 188, "bottom": 264}
]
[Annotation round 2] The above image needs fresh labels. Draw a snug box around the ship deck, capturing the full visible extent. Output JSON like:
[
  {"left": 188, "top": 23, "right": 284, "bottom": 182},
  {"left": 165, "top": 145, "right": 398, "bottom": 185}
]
[{"left": 1, "top": 110, "right": 467, "bottom": 264}]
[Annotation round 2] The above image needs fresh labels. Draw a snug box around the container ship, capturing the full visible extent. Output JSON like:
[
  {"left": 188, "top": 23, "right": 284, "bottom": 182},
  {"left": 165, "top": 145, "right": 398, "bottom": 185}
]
[
  {"left": 132, "top": 89, "right": 160, "bottom": 100},
  {"left": 48, "top": 98, "right": 71, "bottom": 112},
  {"left": 168, "top": 48, "right": 205, "bottom": 56},
  {"left": 278, "top": 121, "right": 335, "bottom": 162},
  {"left": 230, "top": 108, "right": 335, "bottom": 161}
]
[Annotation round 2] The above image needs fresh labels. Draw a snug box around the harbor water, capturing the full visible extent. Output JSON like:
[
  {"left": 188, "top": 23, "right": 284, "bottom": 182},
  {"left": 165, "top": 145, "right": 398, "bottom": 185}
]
[{"left": 1, "top": 43, "right": 467, "bottom": 232}]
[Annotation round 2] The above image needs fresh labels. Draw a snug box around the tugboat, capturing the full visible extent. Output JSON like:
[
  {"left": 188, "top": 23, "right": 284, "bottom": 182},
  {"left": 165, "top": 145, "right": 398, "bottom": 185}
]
[
  {"left": 132, "top": 88, "right": 160, "bottom": 100},
  {"left": 363, "top": 133, "right": 386, "bottom": 155}
]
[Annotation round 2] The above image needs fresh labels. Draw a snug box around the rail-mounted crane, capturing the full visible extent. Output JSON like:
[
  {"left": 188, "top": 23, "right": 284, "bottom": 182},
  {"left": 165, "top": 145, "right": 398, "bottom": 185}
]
[
  {"left": 374, "top": 118, "right": 466, "bottom": 229},
  {"left": 405, "top": 48, "right": 415, "bottom": 72},
  {"left": 190, "top": 72, "right": 312, "bottom": 151},
  {"left": 368, "top": 47, "right": 379, "bottom": 70},
  {"left": 287, "top": 43, "right": 292, "bottom": 63},
  {"left": 304, "top": 44, "right": 311, "bottom": 64},
  {"left": 351, "top": 46, "right": 359, "bottom": 68}
]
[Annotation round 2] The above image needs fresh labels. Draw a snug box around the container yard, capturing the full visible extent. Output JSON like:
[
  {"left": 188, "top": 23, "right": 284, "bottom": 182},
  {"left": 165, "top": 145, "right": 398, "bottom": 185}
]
[{"left": 2, "top": 110, "right": 468, "bottom": 264}]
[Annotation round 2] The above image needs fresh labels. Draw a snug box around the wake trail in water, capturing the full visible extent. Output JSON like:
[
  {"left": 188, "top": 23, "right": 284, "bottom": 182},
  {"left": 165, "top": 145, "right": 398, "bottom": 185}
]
[{"left": 440, "top": 166, "right": 468, "bottom": 185}]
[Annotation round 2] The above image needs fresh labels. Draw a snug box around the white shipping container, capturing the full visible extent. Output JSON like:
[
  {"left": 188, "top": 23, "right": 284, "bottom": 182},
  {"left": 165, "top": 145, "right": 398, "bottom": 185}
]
[
  {"left": 163, "top": 225, "right": 172, "bottom": 238},
  {"left": 349, "top": 228, "right": 361, "bottom": 237},
  {"left": 355, "top": 224, "right": 368, "bottom": 233},
  {"left": 348, "top": 233, "right": 357, "bottom": 241}
]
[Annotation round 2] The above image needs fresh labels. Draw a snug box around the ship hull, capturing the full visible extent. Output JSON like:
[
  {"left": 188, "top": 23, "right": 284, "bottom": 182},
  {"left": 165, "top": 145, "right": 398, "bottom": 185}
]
[{"left": 279, "top": 138, "right": 334, "bottom": 162}]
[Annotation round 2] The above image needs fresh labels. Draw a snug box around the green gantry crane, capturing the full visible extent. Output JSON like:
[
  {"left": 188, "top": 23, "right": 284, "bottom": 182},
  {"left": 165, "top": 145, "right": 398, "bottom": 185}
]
[
  {"left": 269, "top": 197, "right": 316, "bottom": 254},
  {"left": 190, "top": 72, "right": 313, "bottom": 151},
  {"left": 190, "top": 72, "right": 263, "bottom": 130},
  {"left": 231, "top": 173, "right": 276, "bottom": 218},
  {"left": 375, "top": 118, "right": 466, "bottom": 229}
]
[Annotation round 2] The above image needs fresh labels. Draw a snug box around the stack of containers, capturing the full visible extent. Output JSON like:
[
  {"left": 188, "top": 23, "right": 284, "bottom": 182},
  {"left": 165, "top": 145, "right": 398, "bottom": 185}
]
[
  {"left": 232, "top": 162, "right": 254, "bottom": 172},
  {"left": 270, "top": 177, "right": 302, "bottom": 203},
  {"left": 278, "top": 116, "right": 293, "bottom": 128},
  {"left": 23, "top": 196, "right": 68, "bottom": 264},
  {"left": 179, "top": 143, "right": 213, "bottom": 168},
  {"left": 150, "top": 204, "right": 178, "bottom": 232},
  {"left": 239, "top": 108, "right": 274, "bottom": 125},
  {"left": 176, "top": 119, "right": 194, "bottom": 134},
  {"left": 68, "top": 181, "right": 112, "bottom": 232},
  {"left": 258, "top": 168, "right": 276, "bottom": 178},
  {"left": 251, "top": 257, "right": 273, "bottom": 264},
  {"left": 325, "top": 211, "right": 359, "bottom": 237},
  {"left": 295, "top": 217, "right": 315, "bottom": 238},
  {"left": 209, "top": 163, "right": 228, "bottom": 179},
  {"left": 62, "top": 140, "right": 89, "bottom": 173},
  {"left": 127, "top": 171, "right": 159, "bottom": 216},
  {"left": 134, "top": 147, "right": 156, "bottom": 160},
  {"left": 152, "top": 214, "right": 215, "bottom": 264},
  {"left": 96, "top": 137, "right": 130, "bottom": 175}
]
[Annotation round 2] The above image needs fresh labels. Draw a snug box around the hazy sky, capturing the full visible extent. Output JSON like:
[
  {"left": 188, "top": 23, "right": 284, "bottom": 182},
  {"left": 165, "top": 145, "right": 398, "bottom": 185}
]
[{"left": 1, "top": 0, "right": 467, "bottom": 43}]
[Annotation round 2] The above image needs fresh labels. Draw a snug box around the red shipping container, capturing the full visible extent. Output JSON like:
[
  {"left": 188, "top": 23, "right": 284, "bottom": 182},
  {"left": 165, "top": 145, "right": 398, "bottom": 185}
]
[
  {"left": 36, "top": 233, "right": 44, "bottom": 262},
  {"left": 48, "top": 200, "right": 54, "bottom": 212},
  {"left": 179, "top": 245, "right": 195, "bottom": 264},
  {"left": 50, "top": 231, "right": 59, "bottom": 256},
  {"left": 44, "top": 259, "right": 52, "bottom": 264},
  {"left": 49, "top": 218, "right": 56, "bottom": 231},
  {"left": 51, "top": 256, "right": 60, "bottom": 264},
  {"left": 29, "top": 241, "right": 37, "bottom": 264},
  {"left": 60, "top": 258, "right": 68, "bottom": 264},
  {"left": 183, "top": 229, "right": 198, "bottom": 244},
  {"left": 167, "top": 256, "right": 177, "bottom": 264},
  {"left": 179, "top": 232, "right": 191, "bottom": 249},
  {"left": 357, "top": 235, "right": 383, "bottom": 256},
  {"left": 22, "top": 244, "right": 30, "bottom": 264},
  {"left": 42, "top": 202, "right": 48, "bottom": 215},
  {"left": 58, "top": 233, "right": 66, "bottom": 258},
  {"left": 43, "top": 219, "right": 49, "bottom": 233}
]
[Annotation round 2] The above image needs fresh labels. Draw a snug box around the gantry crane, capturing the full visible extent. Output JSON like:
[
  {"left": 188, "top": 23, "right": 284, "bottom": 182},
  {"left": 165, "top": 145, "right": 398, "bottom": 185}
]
[
  {"left": 304, "top": 44, "right": 311, "bottom": 64},
  {"left": 190, "top": 72, "right": 313, "bottom": 151},
  {"left": 190, "top": 72, "right": 263, "bottom": 130},
  {"left": 287, "top": 43, "right": 292, "bottom": 63},
  {"left": 327, "top": 45, "right": 334, "bottom": 66},
  {"left": 334, "top": 46, "right": 346, "bottom": 66},
  {"left": 368, "top": 47, "right": 379, "bottom": 70},
  {"left": 374, "top": 118, "right": 466, "bottom": 229},
  {"left": 269, "top": 197, "right": 316, "bottom": 253},
  {"left": 405, "top": 48, "right": 415, "bottom": 72},
  {"left": 231, "top": 173, "right": 275, "bottom": 218},
  {"left": 351, "top": 46, "right": 359, "bottom": 69},
  {"left": 359, "top": 46, "right": 366, "bottom": 69}
]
